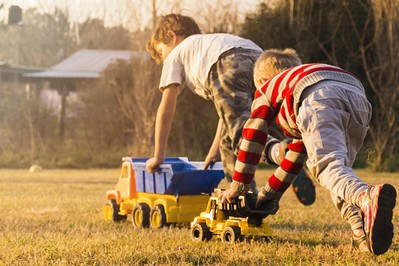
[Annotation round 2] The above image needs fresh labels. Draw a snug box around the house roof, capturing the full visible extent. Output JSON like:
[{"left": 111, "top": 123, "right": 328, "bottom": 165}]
[
  {"left": 0, "top": 62, "right": 44, "bottom": 83},
  {"left": 24, "top": 49, "right": 148, "bottom": 79},
  {"left": 0, "top": 61, "right": 44, "bottom": 73}
]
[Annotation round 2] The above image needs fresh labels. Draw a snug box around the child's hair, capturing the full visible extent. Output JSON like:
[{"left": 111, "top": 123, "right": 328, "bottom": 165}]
[
  {"left": 146, "top": 14, "right": 201, "bottom": 64},
  {"left": 254, "top": 48, "right": 302, "bottom": 81}
]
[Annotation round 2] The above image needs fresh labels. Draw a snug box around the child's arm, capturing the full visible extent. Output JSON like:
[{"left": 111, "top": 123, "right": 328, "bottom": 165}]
[
  {"left": 146, "top": 84, "right": 179, "bottom": 173},
  {"left": 219, "top": 96, "right": 274, "bottom": 202},
  {"left": 202, "top": 118, "right": 222, "bottom": 170},
  {"left": 259, "top": 139, "right": 307, "bottom": 200}
]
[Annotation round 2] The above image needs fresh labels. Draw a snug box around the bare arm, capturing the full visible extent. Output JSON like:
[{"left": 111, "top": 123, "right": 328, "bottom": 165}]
[
  {"left": 202, "top": 118, "right": 223, "bottom": 170},
  {"left": 146, "top": 84, "right": 179, "bottom": 173}
]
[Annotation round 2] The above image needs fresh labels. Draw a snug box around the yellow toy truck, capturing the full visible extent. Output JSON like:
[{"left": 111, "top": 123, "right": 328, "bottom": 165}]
[
  {"left": 103, "top": 157, "right": 225, "bottom": 228},
  {"left": 190, "top": 192, "right": 276, "bottom": 243}
]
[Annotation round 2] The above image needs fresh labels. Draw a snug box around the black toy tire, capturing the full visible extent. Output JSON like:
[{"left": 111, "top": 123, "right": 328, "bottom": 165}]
[
  {"left": 106, "top": 199, "right": 127, "bottom": 223},
  {"left": 132, "top": 203, "right": 150, "bottom": 228},
  {"left": 150, "top": 204, "right": 168, "bottom": 229},
  {"left": 190, "top": 222, "right": 213, "bottom": 241},
  {"left": 221, "top": 226, "right": 243, "bottom": 243}
]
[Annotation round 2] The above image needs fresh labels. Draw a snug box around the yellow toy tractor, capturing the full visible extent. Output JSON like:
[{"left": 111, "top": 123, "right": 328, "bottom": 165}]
[{"left": 190, "top": 191, "right": 276, "bottom": 243}]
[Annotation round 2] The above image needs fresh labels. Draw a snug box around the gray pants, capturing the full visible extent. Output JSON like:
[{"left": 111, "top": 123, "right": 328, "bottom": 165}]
[{"left": 297, "top": 80, "right": 371, "bottom": 223}]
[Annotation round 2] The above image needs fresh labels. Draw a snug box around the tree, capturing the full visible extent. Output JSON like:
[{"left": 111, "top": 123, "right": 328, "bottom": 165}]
[
  {"left": 0, "top": 7, "right": 156, "bottom": 167},
  {"left": 241, "top": 0, "right": 399, "bottom": 171},
  {"left": 0, "top": 8, "right": 76, "bottom": 67},
  {"left": 241, "top": 2, "right": 294, "bottom": 49},
  {"left": 359, "top": 1, "right": 399, "bottom": 171},
  {"left": 191, "top": 0, "right": 242, "bottom": 34},
  {"left": 0, "top": 82, "right": 58, "bottom": 167},
  {"left": 76, "top": 19, "right": 131, "bottom": 50},
  {"left": 75, "top": 55, "right": 161, "bottom": 158},
  {"left": 0, "top": 8, "right": 74, "bottom": 166}
]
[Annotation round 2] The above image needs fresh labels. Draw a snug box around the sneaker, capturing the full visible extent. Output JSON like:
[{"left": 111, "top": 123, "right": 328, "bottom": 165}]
[
  {"left": 360, "top": 184, "right": 397, "bottom": 255},
  {"left": 292, "top": 168, "right": 316, "bottom": 206},
  {"left": 351, "top": 228, "right": 370, "bottom": 253}
]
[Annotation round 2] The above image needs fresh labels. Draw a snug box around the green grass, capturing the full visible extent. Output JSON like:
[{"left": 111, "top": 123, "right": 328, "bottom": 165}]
[{"left": 0, "top": 168, "right": 398, "bottom": 265}]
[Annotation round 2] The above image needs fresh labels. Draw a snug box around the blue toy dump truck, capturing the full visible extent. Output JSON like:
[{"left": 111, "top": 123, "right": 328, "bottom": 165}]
[{"left": 103, "top": 157, "right": 225, "bottom": 228}]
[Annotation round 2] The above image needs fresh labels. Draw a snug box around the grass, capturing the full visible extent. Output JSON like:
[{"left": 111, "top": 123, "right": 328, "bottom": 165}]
[{"left": 0, "top": 168, "right": 398, "bottom": 265}]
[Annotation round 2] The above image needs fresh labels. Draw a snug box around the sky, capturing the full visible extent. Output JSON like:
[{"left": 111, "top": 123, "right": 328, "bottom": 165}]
[
  {"left": 1, "top": 0, "right": 153, "bottom": 30},
  {"left": 0, "top": 0, "right": 262, "bottom": 31}
]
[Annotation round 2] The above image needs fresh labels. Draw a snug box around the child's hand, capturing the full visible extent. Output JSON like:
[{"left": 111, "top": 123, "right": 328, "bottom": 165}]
[
  {"left": 218, "top": 188, "right": 242, "bottom": 203},
  {"left": 218, "top": 181, "right": 248, "bottom": 203},
  {"left": 146, "top": 157, "right": 162, "bottom": 173},
  {"left": 202, "top": 154, "right": 220, "bottom": 170},
  {"left": 202, "top": 146, "right": 221, "bottom": 170},
  {"left": 256, "top": 189, "right": 268, "bottom": 208},
  {"left": 256, "top": 190, "right": 279, "bottom": 214}
]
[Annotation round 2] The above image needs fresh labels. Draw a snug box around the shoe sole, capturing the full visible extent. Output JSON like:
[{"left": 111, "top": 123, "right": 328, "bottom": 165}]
[
  {"left": 369, "top": 184, "right": 397, "bottom": 255},
  {"left": 292, "top": 168, "right": 316, "bottom": 206}
]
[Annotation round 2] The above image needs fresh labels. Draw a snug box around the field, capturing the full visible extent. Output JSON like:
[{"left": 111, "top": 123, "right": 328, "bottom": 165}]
[{"left": 0, "top": 168, "right": 398, "bottom": 265}]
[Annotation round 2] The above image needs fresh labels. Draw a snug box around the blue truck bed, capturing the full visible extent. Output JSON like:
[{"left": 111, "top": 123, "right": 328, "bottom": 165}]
[{"left": 124, "top": 157, "right": 225, "bottom": 196}]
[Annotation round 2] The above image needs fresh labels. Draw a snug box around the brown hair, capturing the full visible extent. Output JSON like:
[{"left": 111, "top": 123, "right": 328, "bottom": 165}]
[
  {"left": 146, "top": 14, "right": 201, "bottom": 64},
  {"left": 254, "top": 48, "right": 302, "bottom": 81}
]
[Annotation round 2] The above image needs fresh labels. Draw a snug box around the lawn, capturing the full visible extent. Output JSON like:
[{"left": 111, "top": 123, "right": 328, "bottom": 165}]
[{"left": 0, "top": 168, "right": 398, "bottom": 265}]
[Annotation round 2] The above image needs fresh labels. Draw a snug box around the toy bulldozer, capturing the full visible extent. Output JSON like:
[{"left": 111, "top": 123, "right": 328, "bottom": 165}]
[{"left": 190, "top": 190, "right": 276, "bottom": 243}]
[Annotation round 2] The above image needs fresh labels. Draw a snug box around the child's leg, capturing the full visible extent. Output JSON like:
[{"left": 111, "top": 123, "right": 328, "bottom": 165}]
[
  {"left": 219, "top": 128, "right": 257, "bottom": 193},
  {"left": 218, "top": 124, "right": 237, "bottom": 183},
  {"left": 331, "top": 193, "right": 369, "bottom": 251},
  {"left": 297, "top": 84, "right": 371, "bottom": 206},
  {"left": 207, "top": 48, "right": 261, "bottom": 192},
  {"left": 298, "top": 83, "right": 396, "bottom": 254},
  {"left": 329, "top": 128, "right": 368, "bottom": 251}
]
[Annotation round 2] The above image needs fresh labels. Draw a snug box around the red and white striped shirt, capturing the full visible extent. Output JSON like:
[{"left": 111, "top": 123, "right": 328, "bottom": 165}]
[{"left": 233, "top": 63, "right": 363, "bottom": 191}]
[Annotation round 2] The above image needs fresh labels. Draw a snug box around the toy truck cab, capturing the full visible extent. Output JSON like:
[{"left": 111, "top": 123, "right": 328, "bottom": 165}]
[
  {"left": 103, "top": 158, "right": 140, "bottom": 223},
  {"left": 103, "top": 157, "right": 225, "bottom": 228},
  {"left": 190, "top": 192, "right": 276, "bottom": 243}
]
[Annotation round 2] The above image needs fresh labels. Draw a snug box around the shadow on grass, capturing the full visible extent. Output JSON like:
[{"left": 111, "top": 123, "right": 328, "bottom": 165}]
[
  {"left": 270, "top": 236, "right": 342, "bottom": 248},
  {"left": 271, "top": 221, "right": 346, "bottom": 231},
  {"left": 269, "top": 221, "right": 348, "bottom": 248}
]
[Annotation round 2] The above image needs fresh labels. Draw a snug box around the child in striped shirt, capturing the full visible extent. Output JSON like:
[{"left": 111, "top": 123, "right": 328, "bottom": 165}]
[{"left": 219, "top": 48, "right": 396, "bottom": 255}]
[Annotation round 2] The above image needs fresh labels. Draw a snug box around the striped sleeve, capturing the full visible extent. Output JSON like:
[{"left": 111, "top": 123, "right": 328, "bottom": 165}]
[
  {"left": 233, "top": 85, "right": 276, "bottom": 184},
  {"left": 267, "top": 139, "right": 307, "bottom": 193}
]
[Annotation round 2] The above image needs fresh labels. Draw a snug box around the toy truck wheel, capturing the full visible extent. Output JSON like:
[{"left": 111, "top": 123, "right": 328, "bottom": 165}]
[
  {"left": 132, "top": 203, "right": 150, "bottom": 228},
  {"left": 190, "top": 222, "right": 212, "bottom": 242},
  {"left": 221, "top": 226, "right": 243, "bottom": 243},
  {"left": 103, "top": 199, "right": 127, "bottom": 222},
  {"left": 150, "top": 204, "right": 167, "bottom": 229}
]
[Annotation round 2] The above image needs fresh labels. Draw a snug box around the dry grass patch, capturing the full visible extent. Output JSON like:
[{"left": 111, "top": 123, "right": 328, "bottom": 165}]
[{"left": 0, "top": 168, "right": 398, "bottom": 265}]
